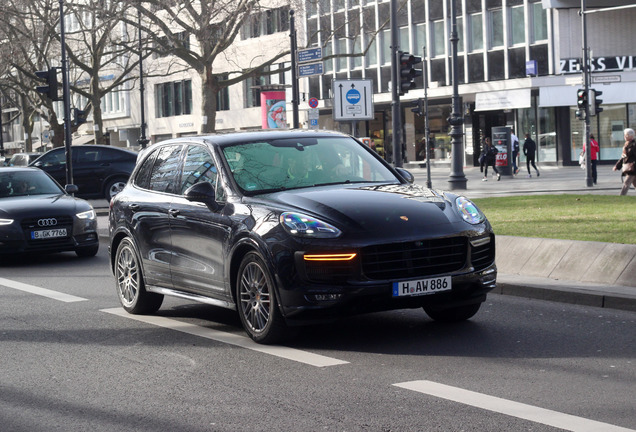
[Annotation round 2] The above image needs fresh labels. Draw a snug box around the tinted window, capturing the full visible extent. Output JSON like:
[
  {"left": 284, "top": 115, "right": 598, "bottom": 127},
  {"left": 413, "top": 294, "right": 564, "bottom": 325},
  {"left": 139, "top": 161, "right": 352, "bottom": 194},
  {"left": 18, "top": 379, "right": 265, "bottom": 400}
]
[
  {"left": 37, "top": 149, "right": 66, "bottom": 167},
  {"left": 134, "top": 148, "right": 159, "bottom": 189},
  {"left": 180, "top": 145, "right": 223, "bottom": 199},
  {"left": 148, "top": 145, "right": 183, "bottom": 194}
]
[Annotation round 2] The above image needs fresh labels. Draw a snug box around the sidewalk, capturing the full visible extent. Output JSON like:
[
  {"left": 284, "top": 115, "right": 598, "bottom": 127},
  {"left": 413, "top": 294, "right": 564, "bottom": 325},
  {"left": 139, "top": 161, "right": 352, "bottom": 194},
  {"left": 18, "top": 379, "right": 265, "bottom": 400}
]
[{"left": 91, "top": 164, "right": 636, "bottom": 313}]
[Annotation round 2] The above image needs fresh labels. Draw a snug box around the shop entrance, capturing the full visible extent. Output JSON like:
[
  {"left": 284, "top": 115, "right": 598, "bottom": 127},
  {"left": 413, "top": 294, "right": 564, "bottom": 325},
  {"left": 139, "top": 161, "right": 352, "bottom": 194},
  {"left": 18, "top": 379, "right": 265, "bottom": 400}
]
[{"left": 470, "top": 111, "right": 507, "bottom": 166}]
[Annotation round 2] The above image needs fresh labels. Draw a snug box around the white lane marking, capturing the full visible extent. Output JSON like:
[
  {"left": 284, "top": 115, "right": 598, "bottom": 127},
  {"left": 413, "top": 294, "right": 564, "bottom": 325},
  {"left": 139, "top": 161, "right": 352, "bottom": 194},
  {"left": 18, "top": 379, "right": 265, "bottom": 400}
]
[
  {"left": 101, "top": 307, "right": 349, "bottom": 368},
  {"left": 0, "top": 277, "right": 87, "bottom": 303},
  {"left": 394, "top": 380, "right": 635, "bottom": 432}
]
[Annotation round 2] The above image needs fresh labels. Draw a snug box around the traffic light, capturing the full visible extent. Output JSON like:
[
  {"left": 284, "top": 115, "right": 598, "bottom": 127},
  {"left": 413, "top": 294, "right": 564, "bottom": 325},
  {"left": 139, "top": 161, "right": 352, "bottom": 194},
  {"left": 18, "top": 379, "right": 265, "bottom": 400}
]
[
  {"left": 35, "top": 68, "right": 61, "bottom": 101},
  {"left": 591, "top": 89, "right": 603, "bottom": 116},
  {"left": 411, "top": 99, "right": 424, "bottom": 117},
  {"left": 398, "top": 51, "right": 423, "bottom": 95},
  {"left": 575, "top": 88, "right": 587, "bottom": 121},
  {"left": 72, "top": 108, "right": 89, "bottom": 127}
]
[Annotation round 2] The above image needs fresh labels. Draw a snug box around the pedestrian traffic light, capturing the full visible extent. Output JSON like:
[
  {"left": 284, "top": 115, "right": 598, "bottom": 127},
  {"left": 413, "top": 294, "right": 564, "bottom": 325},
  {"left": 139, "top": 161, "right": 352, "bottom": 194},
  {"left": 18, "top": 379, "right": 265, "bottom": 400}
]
[
  {"left": 591, "top": 89, "right": 603, "bottom": 116},
  {"left": 35, "top": 68, "right": 61, "bottom": 101},
  {"left": 72, "top": 108, "right": 89, "bottom": 127},
  {"left": 411, "top": 99, "right": 424, "bottom": 117},
  {"left": 398, "top": 51, "right": 423, "bottom": 96}
]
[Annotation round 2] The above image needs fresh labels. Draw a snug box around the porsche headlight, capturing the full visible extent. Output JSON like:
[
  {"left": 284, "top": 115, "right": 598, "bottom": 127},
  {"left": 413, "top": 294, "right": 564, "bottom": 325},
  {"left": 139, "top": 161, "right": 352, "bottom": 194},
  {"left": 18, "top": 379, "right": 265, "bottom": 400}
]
[
  {"left": 76, "top": 209, "right": 96, "bottom": 220},
  {"left": 455, "top": 197, "right": 484, "bottom": 225},
  {"left": 280, "top": 212, "right": 341, "bottom": 238}
]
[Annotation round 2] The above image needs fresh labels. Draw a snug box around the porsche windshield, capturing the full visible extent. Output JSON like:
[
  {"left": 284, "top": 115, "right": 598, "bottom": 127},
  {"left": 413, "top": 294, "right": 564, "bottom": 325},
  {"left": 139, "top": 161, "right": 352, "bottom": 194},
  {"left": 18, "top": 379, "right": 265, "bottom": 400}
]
[{"left": 221, "top": 136, "right": 398, "bottom": 193}]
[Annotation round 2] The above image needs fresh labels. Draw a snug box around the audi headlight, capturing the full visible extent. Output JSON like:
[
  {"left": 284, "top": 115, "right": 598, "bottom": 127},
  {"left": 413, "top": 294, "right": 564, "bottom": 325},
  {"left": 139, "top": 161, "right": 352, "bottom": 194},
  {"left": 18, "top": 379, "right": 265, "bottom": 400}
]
[
  {"left": 455, "top": 197, "right": 485, "bottom": 225},
  {"left": 280, "top": 212, "right": 341, "bottom": 238},
  {"left": 0, "top": 218, "right": 14, "bottom": 226},
  {"left": 76, "top": 209, "right": 96, "bottom": 220}
]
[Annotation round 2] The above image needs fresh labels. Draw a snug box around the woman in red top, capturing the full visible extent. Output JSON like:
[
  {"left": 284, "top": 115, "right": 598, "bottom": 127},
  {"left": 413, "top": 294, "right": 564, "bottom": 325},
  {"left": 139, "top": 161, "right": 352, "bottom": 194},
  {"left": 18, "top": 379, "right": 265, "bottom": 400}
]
[{"left": 582, "top": 134, "right": 600, "bottom": 184}]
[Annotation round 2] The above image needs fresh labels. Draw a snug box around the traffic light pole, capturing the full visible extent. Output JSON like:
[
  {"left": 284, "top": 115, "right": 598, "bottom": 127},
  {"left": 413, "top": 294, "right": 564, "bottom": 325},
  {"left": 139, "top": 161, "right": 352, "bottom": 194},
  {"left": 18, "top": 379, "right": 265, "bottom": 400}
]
[
  {"left": 390, "top": 0, "right": 402, "bottom": 167},
  {"left": 59, "top": 0, "right": 74, "bottom": 187},
  {"left": 581, "top": 0, "right": 593, "bottom": 188},
  {"left": 423, "top": 46, "right": 432, "bottom": 189}
]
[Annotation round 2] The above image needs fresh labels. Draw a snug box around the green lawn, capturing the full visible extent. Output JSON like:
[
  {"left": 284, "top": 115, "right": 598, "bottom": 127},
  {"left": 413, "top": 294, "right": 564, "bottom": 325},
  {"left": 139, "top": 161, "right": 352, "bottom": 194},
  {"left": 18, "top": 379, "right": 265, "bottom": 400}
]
[{"left": 472, "top": 194, "right": 636, "bottom": 244}]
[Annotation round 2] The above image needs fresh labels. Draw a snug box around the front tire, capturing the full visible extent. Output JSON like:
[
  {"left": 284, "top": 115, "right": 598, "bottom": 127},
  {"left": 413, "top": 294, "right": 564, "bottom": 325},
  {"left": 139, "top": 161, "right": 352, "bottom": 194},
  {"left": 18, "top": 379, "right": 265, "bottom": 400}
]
[
  {"left": 114, "top": 238, "right": 163, "bottom": 314},
  {"left": 236, "top": 252, "right": 288, "bottom": 344},
  {"left": 423, "top": 302, "right": 482, "bottom": 322}
]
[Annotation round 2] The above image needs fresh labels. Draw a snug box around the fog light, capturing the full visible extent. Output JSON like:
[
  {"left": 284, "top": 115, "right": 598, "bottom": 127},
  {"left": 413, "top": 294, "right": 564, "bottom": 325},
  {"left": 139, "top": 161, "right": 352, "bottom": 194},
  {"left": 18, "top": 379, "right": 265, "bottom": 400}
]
[{"left": 313, "top": 294, "right": 343, "bottom": 301}]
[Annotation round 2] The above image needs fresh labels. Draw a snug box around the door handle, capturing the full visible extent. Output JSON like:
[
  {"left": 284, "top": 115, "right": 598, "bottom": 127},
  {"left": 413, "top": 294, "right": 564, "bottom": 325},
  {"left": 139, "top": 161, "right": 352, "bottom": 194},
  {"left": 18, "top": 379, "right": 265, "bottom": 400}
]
[{"left": 169, "top": 209, "right": 180, "bottom": 217}]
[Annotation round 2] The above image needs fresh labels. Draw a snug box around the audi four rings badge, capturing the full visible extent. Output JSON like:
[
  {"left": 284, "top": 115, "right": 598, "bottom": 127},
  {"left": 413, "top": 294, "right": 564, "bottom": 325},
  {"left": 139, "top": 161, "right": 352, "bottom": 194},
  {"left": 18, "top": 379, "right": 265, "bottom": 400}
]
[{"left": 37, "top": 218, "right": 58, "bottom": 227}]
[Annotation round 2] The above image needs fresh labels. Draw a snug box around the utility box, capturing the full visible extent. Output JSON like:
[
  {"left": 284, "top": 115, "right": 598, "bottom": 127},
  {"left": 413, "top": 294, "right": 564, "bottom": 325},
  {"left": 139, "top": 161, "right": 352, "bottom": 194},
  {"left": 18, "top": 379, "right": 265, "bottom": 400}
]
[{"left": 492, "top": 126, "right": 512, "bottom": 176}]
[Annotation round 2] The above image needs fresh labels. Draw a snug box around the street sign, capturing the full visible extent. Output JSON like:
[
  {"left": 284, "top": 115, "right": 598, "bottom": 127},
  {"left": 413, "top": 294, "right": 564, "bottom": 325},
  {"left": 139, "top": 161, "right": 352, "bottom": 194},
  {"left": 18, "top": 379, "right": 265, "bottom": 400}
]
[
  {"left": 332, "top": 79, "right": 374, "bottom": 121},
  {"left": 308, "top": 97, "right": 319, "bottom": 108},
  {"left": 299, "top": 62, "right": 324, "bottom": 77},
  {"left": 298, "top": 47, "right": 322, "bottom": 64}
]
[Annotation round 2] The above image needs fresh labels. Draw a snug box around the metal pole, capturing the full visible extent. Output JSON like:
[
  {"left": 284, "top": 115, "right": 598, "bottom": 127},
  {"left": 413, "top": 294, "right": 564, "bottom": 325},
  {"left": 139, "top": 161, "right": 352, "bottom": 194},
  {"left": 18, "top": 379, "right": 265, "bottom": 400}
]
[
  {"left": 390, "top": 0, "right": 401, "bottom": 167},
  {"left": 581, "top": 0, "right": 593, "bottom": 187},
  {"left": 289, "top": 10, "right": 299, "bottom": 129},
  {"left": 423, "top": 46, "right": 431, "bottom": 189},
  {"left": 59, "top": 0, "right": 74, "bottom": 187},
  {"left": 0, "top": 104, "right": 4, "bottom": 158},
  {"left": 137, "top": 9, "right": 148, "bottom": 149},
  {"left": 447, "top": 0, "right": 467, "bottom": 190}
]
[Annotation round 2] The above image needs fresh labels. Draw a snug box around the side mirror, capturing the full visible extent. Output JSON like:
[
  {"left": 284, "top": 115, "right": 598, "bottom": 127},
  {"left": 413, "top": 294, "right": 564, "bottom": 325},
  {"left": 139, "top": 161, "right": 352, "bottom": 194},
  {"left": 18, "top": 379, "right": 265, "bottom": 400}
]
[
  {"left": 65, "top": 184, "right": 79, "bottom": 194},
  {"left": 395, "top": 167, "right": 415, "bottom": 184},
  {"left": 184, "top": 181, "right": 221, "bottom": 211}
]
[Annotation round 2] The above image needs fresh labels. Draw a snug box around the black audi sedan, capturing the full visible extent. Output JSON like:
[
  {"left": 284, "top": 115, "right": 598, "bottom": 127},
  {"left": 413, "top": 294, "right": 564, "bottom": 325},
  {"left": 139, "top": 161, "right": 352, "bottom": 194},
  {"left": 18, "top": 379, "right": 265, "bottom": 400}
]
[
  {"left": 0, "top": 167, "right": 99, "bottom": 257},
  {"left": 109, "top": 130, "right": 496, "bottom": 344},
  {"left": 30, "top": 145, "right": 137, "bottom": 200}
]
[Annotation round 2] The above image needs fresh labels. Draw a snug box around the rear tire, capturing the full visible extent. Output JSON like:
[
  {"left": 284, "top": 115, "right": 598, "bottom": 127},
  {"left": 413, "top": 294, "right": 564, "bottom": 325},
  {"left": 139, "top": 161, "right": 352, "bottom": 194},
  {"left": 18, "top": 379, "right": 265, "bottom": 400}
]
[
  {"left": 105, "top": 178, "right": 127, "bottom": 201},
  {"left": 114, "top": 238, "right": 163, "bottom": 314},
  {"left": 423, "top": 302, "right": 482, "bottom": 322},
  {"left": 236, "top": 252, "right": 288, "bottom": 344}
]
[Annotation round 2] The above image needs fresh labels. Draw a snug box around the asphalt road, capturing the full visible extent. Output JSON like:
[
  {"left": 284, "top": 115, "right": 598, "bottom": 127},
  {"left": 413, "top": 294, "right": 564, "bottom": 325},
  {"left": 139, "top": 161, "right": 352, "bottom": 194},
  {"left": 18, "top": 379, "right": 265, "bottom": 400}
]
[{"left": 0, "top": 240, "right": 634, "bottom": 432}]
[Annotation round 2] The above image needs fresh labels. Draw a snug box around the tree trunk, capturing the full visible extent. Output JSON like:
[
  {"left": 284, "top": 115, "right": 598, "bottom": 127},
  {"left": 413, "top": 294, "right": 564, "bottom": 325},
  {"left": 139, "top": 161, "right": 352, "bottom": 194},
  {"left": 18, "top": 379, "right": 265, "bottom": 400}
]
[{"left": 200, "top": 67, "right": 218, "bottom": 134}]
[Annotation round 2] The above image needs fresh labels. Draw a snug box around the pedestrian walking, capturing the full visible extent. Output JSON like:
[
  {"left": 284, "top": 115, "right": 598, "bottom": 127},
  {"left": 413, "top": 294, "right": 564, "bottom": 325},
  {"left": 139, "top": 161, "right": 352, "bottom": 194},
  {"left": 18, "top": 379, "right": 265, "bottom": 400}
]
[
  {"left": 511, "top": 128, "right": 520, "bottom": 175},
  {"left": 523, "top": 133, "right": 540, "bottom": 178},
  {"left": 581, "top": 134, "right": 600, "bottom": 184},
  {"left": 612, "top": 128, "right": 636, "bottom": 195},
  {"left": 482, "top": 137, "right": 500, "bottom": 181}
]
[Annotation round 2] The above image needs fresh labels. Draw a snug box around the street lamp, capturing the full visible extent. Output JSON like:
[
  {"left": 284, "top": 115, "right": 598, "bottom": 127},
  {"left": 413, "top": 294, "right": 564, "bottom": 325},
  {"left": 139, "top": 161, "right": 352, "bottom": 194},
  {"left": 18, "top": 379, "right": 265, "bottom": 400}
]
[
  {"left": 137, "top": 9, "right": 149, "bottom": 149},
  {"left": 447, "top": 0, "right": 467, "bottom": 190}
]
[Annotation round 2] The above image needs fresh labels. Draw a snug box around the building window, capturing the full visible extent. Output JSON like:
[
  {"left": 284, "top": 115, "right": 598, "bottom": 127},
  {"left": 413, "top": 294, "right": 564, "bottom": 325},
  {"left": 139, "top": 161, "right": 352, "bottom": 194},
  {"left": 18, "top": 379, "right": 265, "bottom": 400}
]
[
  {"left": 433, "top": 20, "right": 445, "bottom": 57},
  {"left": 353, "top": 35, "right": 363, "bottom": 69},
  {"left": 337, "top": 38, "right": 348, "bottom": 71},
  {"left": 242, "top": 7, "right": 290, "bottom": 39},
  {"left": 532, "top": 2, "right": 548, "bottom": 42},
  {"left": 470, "top": 13, "right": 483, "bottom": 51},
  {"left": 489, "top": 9, "right": 504, "bottom": 48},
  {"left": 365, "top": 33, "right": 377, "bottom": 66},
  {"left": 415, "top": 23, "right": 427, "bottom": 56},
  {"left": 510, "top": 5, "right": 525, "bottom": 46},
  {"left": 381, "top": 29, "right": 391, "bottom": 65},
  {"left": 457, "top": 17, "right": 464, "bottom": 53},
  {"left": 101, "top": 83, "right": 128, "bottom": 116},
  {"left": 155, "top": 80, "right": 192, "bottom": 118},
  {"left": 243, "top": 65, "right": 287, "bottom": 108}
]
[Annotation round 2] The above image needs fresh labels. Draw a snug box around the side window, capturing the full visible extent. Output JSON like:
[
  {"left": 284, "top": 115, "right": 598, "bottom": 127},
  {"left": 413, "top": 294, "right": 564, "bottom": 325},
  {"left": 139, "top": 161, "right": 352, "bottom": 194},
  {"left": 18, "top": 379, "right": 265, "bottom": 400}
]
[
  {"left": 77, "top": 148, "right": 100, "bottom": 163},
  {"left": 39, "top": 150, "right": 65, "bottom": 167},
  {"left": 134, "top": 149, "right": 159, "bottom": 190},
  {"left": 99, "top": 148, "right": 122, "bottom": 162},
  {"left": 149, "top": 145, "right": 183, "bottom": 194},
  {"left": 180, "top": 145, "right": 223, "bottom": 199}
]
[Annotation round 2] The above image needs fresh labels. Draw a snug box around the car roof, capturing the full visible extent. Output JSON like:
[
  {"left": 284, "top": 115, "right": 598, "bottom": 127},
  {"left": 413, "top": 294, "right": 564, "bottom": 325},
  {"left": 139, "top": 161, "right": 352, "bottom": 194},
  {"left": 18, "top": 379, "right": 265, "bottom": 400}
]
[
  {"left": 152, "top": 129, "right": 352, "bottom": 148},
  {"left": 42, "top": 145, "right": 137, "bottom": 154},
  {"left": 0, "top": 166, "right": 46, "bottom": 173}
]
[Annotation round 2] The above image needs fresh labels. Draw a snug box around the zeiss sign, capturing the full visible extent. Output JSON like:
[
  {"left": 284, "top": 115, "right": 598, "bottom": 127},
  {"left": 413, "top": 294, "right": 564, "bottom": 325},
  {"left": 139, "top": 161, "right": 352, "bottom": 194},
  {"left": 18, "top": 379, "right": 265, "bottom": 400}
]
[{"left": 560, "top": 55, "right": 636, "bottom": 74}]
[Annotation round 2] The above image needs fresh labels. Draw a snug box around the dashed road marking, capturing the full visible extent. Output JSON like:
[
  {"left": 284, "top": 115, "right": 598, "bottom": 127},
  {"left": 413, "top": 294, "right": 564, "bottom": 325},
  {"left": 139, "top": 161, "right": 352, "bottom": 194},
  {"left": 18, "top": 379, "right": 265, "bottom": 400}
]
[
  {"left": 0, "top": 277, "right": 87, "bottom": 303},
  {"left": 393, "top": 380, "right": 635, "bottom": 432},
  {"left": 101, "top": 307, "right": 349, "bottom": 368}
]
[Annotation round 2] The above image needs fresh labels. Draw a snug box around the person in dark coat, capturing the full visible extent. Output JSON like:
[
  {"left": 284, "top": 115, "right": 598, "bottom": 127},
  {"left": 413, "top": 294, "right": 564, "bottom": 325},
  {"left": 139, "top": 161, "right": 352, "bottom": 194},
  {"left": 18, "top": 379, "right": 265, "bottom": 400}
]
[
  {"left": 523, "top": 133, "right": 540, "bottom": 178},
  {"left": 481, "top": 137, "right": 500, "bottom": 181}
]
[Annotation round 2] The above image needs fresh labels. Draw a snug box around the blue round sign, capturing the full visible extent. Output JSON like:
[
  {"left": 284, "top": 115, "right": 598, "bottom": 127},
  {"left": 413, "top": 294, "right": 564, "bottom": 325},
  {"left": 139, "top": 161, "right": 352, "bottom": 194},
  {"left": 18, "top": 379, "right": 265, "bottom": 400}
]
[{"left": 346, "top": 89, "right": 361, "bottom": 104}]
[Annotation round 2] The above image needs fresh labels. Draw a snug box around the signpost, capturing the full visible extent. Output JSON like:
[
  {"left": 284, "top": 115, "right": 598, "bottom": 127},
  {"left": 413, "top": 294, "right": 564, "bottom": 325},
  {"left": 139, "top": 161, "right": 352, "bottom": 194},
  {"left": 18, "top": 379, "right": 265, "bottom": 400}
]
[{"left": 332, "top": 79, "right": 374, "bottom": 121}]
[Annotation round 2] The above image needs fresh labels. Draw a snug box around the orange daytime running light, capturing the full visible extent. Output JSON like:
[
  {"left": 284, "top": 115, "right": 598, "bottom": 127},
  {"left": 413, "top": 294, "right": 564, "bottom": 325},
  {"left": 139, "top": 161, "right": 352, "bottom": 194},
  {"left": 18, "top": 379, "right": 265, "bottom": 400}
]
[{"left": 303, "top": 253, "right": 357, "bottom": 261}]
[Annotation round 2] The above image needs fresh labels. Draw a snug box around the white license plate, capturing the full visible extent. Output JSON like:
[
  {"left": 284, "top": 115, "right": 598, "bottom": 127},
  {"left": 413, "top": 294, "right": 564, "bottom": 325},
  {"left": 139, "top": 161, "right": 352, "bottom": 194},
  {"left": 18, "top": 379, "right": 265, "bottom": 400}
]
[
  {"left": 31, "top": 228, "right": 68, "bottom": 240},
  {"left": 392, "top": 276, "right": 452, "bottom": 297}
]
